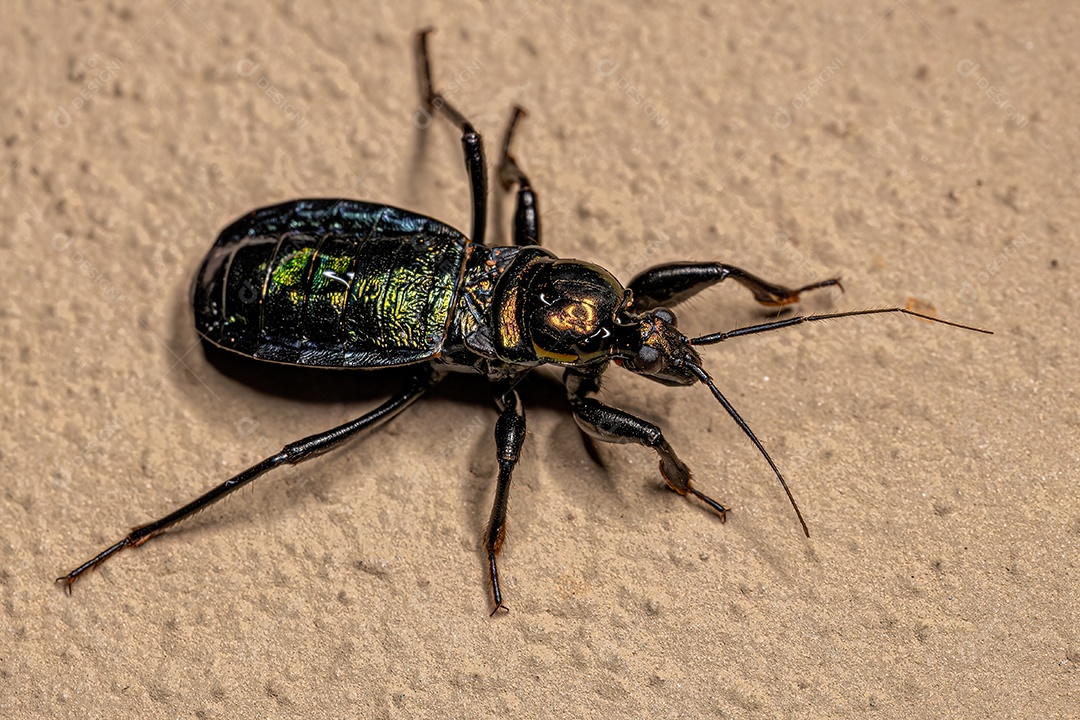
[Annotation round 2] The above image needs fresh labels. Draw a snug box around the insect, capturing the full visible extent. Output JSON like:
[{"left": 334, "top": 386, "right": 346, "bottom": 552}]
[{"left": 58, "top": 29, "right": 990, "bottom": 614}]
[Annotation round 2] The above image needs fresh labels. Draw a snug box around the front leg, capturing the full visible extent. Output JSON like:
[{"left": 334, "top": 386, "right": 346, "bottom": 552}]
[
  {"left": 563, "top": 369, "right": 728, "bottom": 518},
  {"left": 627, "top": 262, "right": 841, "bottom": 311},
  {"left": 497, "top": 106, "right": 541, "bottom": 247},
  {"left": 483, "top": 380, "right": 527, "bottom": 615}
]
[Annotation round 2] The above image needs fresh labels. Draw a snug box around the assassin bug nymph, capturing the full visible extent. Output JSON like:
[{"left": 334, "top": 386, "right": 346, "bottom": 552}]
[{"left": 58, "top": 30, "right": 990, "bottom": 614}]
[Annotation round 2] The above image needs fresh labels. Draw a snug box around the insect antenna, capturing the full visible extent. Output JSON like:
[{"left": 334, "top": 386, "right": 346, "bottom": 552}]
[
  {"left": 690, "top": 307, "right": 992, "bottom": 346},
  {"left": 682, "top": 362, "right": 810, "bottom": 537},
  {"left": 683, "top": 307, "right": 990, "bottom": 536}
]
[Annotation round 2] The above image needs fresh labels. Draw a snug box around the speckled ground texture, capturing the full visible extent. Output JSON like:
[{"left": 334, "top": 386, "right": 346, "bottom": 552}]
[{"left": 2, "top": 1, "right": 1076, "bottom": 718}]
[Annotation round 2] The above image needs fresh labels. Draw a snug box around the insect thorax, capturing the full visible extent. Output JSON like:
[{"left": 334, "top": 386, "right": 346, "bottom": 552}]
[{"left": 443, "top": 245, "right": 626, "bottom": 373}]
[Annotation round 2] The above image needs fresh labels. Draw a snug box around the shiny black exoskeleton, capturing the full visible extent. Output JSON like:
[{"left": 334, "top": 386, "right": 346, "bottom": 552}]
[{"left": 59, "top": 30, "right": 990, "bottom": 614}]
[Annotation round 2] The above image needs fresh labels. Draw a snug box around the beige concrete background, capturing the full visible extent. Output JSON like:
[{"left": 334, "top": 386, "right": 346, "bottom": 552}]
[{"left": 2, "top": 1, "right": 1076, "bottom": 717}]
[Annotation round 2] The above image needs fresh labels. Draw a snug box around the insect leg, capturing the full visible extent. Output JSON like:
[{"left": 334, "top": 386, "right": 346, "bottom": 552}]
[
  {"left": 626, "top": 262, "right": 841, "bottom": 311},
  {"left": 498, "top": 106, "right": 541, "bottom": 247},
  {"left": 57, "top": 368, "right": 442, "bottom": 593},
  {"left": 563, "top": 369, "right": 728, "bottom": 519},
  {"left": 416, "top": 28, "right": 489, "bottom": 246},
  {"left": 483, "top": 381, "right": 527, "bottom": 615}
]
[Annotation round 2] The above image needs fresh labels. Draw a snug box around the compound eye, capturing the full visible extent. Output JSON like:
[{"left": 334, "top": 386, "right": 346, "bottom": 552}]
[
  {"left": 653, "top": 308, "right": 677, "bottom": 326},
  {"left": 633, "top": 345, "right": 663, "bottom": 373}
]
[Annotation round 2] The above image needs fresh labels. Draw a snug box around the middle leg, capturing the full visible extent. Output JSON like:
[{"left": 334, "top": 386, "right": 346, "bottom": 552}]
[
  {"left": 416, "top": 28, "right": 489, "bottom": 246},
  {"left": 483, "top": 379, "right": 527, "bottom": 614}
]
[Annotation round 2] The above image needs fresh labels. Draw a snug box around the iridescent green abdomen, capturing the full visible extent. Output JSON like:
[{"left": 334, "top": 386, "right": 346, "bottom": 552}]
[{"left": 193, "top": 199, "right": 471, "bottom": 367}]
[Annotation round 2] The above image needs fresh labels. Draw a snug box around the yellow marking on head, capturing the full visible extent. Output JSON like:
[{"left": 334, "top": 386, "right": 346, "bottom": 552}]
[{"left": 546, "top": 300, "right": 597, "bottom": 334}]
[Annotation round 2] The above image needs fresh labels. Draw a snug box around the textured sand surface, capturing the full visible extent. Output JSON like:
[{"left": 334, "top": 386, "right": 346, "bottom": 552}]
[{"left": 2, "top": 1, "right": 1076, "bottom": 717}]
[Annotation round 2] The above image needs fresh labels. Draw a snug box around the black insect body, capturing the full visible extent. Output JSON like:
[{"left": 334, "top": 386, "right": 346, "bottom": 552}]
[{"left": 59, "top": 31, "right": 990, "bottom": 614}]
